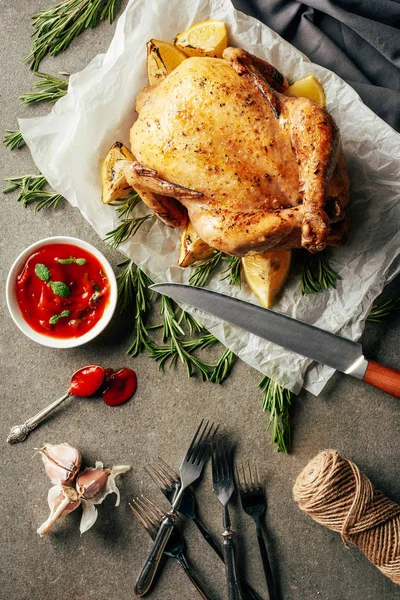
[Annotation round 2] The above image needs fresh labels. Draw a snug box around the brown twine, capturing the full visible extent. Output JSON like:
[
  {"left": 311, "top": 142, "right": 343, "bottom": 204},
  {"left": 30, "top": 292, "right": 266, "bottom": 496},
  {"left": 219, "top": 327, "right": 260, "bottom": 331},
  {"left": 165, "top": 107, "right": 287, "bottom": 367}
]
[{"left": 293, "top": 450, "right": 400, "bottom": 584}]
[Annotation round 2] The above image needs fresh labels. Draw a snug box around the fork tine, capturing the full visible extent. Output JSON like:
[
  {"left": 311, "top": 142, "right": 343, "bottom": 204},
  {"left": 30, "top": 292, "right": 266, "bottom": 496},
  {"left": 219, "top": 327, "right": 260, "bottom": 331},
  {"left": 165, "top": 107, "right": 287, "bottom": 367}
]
[
  {"left": 140, "top": 495, "right": 166, "bottom": 520},
  {"left": 185, "top": 418, "right": 205, "bottom": 462},
  {"left": 247, "top": 460, "right": 253, "bottom": 490},
  {"left": 135, "top": 495, "right": 163, "bottom": 525},
  {"left": 193, "top": 421, "right": 219, "bottom": 466},
  {"left": 241, "top": 461, "right": 248, "bottom": 491},
  {"left": 235, "top": 462, "right": 242, "bottom": 489},
  {"left": 256, "top": 463, "right": 262, "bottom": 486},
  {"left": 145, "top": 463, "right": 176, "bottom": 492},
  {"left": 129, "top": 498, "right": 159, "bottom": 538},
  {"left": 129, "top": 502, "right": 150, "bottom": 530},
  {"left": 156, "top": 457, "right": 180, "bottom": 481}
]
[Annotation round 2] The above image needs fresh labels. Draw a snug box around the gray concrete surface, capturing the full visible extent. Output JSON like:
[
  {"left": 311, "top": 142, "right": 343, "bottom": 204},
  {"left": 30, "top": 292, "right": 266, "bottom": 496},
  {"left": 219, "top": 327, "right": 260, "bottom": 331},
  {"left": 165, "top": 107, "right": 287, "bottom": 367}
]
[{"left": 1, "top": 2, "right": 399, "bottom": 599}]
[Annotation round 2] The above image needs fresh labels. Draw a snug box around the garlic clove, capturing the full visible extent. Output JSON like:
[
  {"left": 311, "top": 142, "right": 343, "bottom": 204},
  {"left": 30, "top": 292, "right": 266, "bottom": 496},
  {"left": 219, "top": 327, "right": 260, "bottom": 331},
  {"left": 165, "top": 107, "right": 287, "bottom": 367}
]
[
  {"left": 38, "top": 485, "right": 81, "bottom": 536},
  {"left": 39, "top": 443, "right": 82, "bottom": 484},
  {"left": 76, "top": 461, "right": 130, "bottom": 506},
  {"left": 79, "top": 499, "right": 98, "bottom": 534},
  {"left": 76, "top": 467, "right": 111, "bottom": 499}
]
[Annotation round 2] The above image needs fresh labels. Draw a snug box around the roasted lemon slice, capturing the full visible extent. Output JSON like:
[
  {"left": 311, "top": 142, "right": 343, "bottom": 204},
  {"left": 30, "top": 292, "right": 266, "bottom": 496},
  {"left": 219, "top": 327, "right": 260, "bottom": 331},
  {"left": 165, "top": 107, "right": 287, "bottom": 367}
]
[
  {"left": 173, "top": 20, "right": 228, "bottom": 58},
  {"left": 101, "top": 142, "right": 134, "bottom": 204},
  {"left": 147, "top": 39, "right": 187, "bottom": 86},
  {"left": 284, "top": 74, "right": 326, "bottom": 107},
  {"left": 242, "top": 251, "right": 292, "bottom": 308},
  {"left": 179, "top": 221, "right": 214, "bottom": 267}
]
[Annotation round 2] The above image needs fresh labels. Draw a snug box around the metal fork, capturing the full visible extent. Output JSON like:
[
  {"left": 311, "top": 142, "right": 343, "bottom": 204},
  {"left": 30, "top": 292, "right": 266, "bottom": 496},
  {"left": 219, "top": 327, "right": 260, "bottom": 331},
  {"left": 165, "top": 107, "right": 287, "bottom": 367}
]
[
  {"left": 212, "top": 440, "right": 243, "bottom": 600},
  {"left": 236, "top": 462, "right": 277, "bottom": 600},
  {"left": 135, "top": 419, "right": 218, "bottom": 597},
  {"left": 145, "top": 458, "right": 223, "bottom": 557},
  {"left": 146, "top": 458, "right": 264, "bottom": 600},
  {"left": 129, "top": 496, "right": 215, "bottom": 600}
]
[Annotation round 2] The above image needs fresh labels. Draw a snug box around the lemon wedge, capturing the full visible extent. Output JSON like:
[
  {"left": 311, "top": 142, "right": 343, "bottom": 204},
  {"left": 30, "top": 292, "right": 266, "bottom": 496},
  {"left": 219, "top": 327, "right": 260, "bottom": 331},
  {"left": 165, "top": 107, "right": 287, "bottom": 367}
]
[
  {"left": 173, "top": 20, "right": 228, "bottom": 58},
  {"left": 101, "top": 142, "right": 135, "bottom": 204},
  {"left": 242, "top": 251, "right": 292, "bottom": 308},
  {"left": 285, "top": 74, "right": 326, "bottom": 107},
  {"left": 147, "top": 39, "right": 187, "bottom": 86},
  {"left": 179, "top": 221, "right": 214, "bottom": 267}
]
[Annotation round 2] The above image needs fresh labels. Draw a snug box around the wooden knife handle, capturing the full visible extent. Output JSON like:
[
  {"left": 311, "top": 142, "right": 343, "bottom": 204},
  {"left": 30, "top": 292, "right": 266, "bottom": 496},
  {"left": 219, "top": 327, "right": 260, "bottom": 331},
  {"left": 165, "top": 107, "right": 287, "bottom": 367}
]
[{"left": 363, "top": 361, "right": 400, "bottom": 399}]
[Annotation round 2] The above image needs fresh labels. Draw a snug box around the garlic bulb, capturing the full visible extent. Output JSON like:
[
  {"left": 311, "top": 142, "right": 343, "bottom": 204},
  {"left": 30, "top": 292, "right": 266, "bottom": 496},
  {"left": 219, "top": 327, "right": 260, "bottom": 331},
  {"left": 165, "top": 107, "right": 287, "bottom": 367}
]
[
  {"left": 38, "top": 443, "right": 82, "bottom": 484},
  {"left": 37, "top": 443, "right": 130, "bottom": 536}
]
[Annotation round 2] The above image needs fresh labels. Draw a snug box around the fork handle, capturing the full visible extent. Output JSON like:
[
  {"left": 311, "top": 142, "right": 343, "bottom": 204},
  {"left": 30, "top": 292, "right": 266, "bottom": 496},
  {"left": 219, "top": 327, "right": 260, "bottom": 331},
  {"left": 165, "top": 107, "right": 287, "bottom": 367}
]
[
  {"left": 135, "top": 515, "right": 175, "bottom": 596},
  {"left": 223, "top": 535, "right": 243, "bottom": 600},
  {"left": 176, "top": 553, "right": 215, "bottom": 600},
  {"left": 193, "top": 518, "right": 264, "bottom": 600},
  {"left": 255, "top": 523, "right": 277, "bottom": 600},
  {"left": 222, "top": 506, "right": 243, "bottom": 600}
]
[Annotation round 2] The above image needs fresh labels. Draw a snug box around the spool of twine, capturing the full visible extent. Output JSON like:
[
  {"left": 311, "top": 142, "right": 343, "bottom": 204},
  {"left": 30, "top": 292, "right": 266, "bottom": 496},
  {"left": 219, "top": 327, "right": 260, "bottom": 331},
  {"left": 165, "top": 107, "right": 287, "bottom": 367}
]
[{"left": 293, "top": 450, "right": 400, "bottom": 584}]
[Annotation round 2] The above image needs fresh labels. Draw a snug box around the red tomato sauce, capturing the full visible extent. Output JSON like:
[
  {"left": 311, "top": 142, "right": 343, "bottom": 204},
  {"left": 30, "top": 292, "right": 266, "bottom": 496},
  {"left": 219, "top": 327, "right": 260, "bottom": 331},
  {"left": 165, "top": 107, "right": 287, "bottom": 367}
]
[{"left": 16, "top": 243, "right": 111, "bottom": 339}]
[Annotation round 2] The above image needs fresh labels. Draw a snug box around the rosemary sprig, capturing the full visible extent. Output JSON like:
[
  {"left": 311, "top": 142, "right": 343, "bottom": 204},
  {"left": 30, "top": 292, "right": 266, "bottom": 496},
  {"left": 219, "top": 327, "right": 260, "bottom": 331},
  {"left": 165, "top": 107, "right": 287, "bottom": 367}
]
[
  {"left": 3, "top": 129, "right": 25, "bottom": 150},
  {"left": 300, "top": 250, "right": 341, "bottom": 294},
  {"left": 210, "top": 349, "right": 236, "bottom": 383},
  {"left": 221, "top": 255, "right": 242, "bottom": 287},
  {"left": 189, "top": 251, "right": 223, "bottom": 287},
  {"left": 148, "top": 295, "right": 216, "bottom": 380},
  {"left": 124, "top": 264, "right": 154, "bottom": 357},
  {"left": 25, "top": 0, "right": 122, "bottom": 71},
  {"left": 118, "top": 260, "right": 235, "bottom": 383},
  {"left": 259, "top": 376, "right": 293, "bottom": 453},
  {"left": 105, "top": 215, "right": 153, "bottom": 248},
  {"left": 3, "top": 174, "right": 64, "bottom": 212},
  {"left": 105, "top": 193, "right": 155, "bottom": 249},
  {"left": 367, "top": 296, "right": 400, "bottom": 322},
  {"left": 20, "top": 72, "right": 69, "bottom": 104}
]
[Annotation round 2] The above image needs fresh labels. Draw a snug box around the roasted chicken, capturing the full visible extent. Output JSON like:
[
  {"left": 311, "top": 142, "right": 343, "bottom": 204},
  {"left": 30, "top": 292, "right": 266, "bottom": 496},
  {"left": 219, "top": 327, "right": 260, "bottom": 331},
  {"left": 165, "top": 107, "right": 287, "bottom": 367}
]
[{"left": 123, "top": 48, "right": 350, "bottom": 255}]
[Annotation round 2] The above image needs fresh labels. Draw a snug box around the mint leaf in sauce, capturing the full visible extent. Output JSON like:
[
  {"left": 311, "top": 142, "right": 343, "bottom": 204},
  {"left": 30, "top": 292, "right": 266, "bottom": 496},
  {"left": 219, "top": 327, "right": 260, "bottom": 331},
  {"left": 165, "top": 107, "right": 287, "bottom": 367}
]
[{"left": 35, "top": 263, "right": 51, "bottom": 282}]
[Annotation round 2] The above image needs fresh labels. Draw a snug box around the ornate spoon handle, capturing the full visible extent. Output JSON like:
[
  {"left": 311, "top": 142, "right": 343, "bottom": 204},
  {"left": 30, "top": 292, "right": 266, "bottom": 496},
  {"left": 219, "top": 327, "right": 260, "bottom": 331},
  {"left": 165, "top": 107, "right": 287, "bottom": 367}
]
[{"left": 7, "top": 392, "right": 72, "bottom": 444}]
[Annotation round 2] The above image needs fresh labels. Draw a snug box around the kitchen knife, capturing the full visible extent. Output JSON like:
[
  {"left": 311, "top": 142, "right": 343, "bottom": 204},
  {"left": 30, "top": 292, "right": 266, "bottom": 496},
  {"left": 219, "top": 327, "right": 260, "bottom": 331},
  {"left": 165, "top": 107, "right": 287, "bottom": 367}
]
[{"left": 150, "top": 283, "right": 400, "bottom": 399}]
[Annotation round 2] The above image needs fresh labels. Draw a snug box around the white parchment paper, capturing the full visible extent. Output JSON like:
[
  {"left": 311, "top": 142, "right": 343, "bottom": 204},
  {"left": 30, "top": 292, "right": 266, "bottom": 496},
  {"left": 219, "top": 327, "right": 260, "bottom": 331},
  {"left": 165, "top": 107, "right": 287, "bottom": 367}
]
[{"left": 19, "top": 0, "right": 400, "bottom": 395}]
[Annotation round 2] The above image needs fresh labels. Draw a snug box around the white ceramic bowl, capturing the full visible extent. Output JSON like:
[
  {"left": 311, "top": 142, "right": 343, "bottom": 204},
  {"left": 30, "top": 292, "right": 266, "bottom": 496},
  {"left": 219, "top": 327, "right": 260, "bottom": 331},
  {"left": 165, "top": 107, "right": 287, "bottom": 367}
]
[{"left": 6, "top": 236, "right": 118, "bottom": 348}]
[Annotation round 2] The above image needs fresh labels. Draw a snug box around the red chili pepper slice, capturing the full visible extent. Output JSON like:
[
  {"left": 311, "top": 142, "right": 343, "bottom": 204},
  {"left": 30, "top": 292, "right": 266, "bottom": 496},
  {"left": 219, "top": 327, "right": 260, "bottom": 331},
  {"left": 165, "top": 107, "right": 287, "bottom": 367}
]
[
  {"left": 102, "top": 368, "right": 137, "bottom": 406},
  {"left": 69, "top": 365, "right": 105, "bottom": 397}
]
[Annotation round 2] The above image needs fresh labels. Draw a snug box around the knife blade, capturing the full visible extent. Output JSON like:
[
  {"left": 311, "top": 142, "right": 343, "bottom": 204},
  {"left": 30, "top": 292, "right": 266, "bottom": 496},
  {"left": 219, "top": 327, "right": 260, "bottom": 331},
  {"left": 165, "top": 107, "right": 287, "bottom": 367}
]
[{"left": 150, "top": 283, "right": 400, "bottom": 398}]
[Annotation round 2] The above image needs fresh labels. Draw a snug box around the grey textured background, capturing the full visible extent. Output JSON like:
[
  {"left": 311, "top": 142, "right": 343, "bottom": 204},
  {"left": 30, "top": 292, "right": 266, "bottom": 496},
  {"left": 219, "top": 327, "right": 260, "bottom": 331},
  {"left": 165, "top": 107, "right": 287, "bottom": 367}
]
[{"left": 1, "top": 2, "right": 399, "bottom": 599}]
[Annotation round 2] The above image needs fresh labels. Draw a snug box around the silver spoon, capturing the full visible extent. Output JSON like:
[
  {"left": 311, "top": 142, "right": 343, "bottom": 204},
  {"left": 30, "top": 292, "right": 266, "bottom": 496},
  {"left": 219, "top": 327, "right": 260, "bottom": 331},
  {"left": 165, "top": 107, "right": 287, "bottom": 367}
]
[{"left": 7, "top": 365, "right": 105, "bottom": 444}]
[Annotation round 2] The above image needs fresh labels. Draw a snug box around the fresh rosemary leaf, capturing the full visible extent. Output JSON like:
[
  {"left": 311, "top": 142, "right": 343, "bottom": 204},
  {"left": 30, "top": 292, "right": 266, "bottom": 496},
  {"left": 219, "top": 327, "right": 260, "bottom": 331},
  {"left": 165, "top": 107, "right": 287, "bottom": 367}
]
[
  {"left": 105, "top": 193, "right": 155, "bottom": 248},
  {"left": 210, "top": 349, "right": 236, "bottom": 384},
  {"left": 259, "top": 376, "right": 293, "bottom": 453},
  {"left": 20, "top": 72, "right": 69, "bottom": 105},
  {"left": 111, "top": 192, "right": 142, "bottom": 219},
  {"left": 300, "top": 250, "right": 341, "bottom": 295},
  {"left": 24, "top": 0, "right": 122, "bottom": 71},
  {"left": 124, "top": 264, "right": 154, "bottom": 357},
  {"left": 189, "top": 251, "right": 223, "bottom": 287},
  {"left": 100, "top": 0, "right": 121, "bottom": 21},
  {"left": 367, "top": 296, "right": 400, "bottom": 322},
  {"left": 3, "top": 174, "right": 64, "bottom": 212},
  {"left": 3, "top": 129, "right": 25, "bottom": 150},
  {"left": 221, "top": 255, "right": 242, "bottom": 287},
  {"left": 105, "top": 215, "right": 153, "bottom": 248},
  {"left": 178, "top": 310, "right": 205, "bottom": 335}
]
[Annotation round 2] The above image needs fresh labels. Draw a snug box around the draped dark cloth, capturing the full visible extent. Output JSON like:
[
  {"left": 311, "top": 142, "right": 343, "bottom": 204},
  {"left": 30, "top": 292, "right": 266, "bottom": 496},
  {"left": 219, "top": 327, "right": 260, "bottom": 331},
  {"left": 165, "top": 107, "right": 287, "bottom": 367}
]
[{"left": 232, "top": 0, "right": 400, "bottom": 132}]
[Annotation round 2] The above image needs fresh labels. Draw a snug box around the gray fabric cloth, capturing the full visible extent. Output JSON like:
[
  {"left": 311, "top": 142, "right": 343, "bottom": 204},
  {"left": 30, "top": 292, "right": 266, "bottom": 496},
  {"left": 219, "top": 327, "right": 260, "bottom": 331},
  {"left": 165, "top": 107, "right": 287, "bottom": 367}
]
[{"left": 232, "top": 0, "right": 400, "bottom": 131}]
